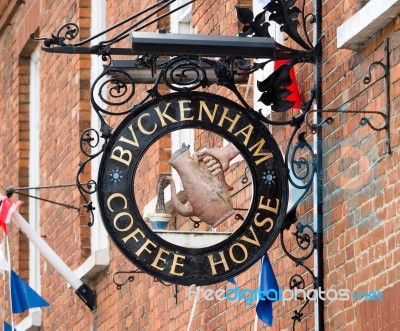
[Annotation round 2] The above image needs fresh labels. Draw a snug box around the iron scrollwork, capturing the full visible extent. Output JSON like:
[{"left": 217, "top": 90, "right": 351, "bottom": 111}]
[
  {"left": 305, "top": 38, "right": 391, "bottom": 154},
  {"left": 113, "top": 269, "right": 178, "bottom": 304},
  {"left": 236, "top": 1, "right": 316, "bottom": 113},
  {"left": 77, "top": 128, "right": 106, "bottom": 226},
  {"left": 238, "top": 3, "right": 320, "bottom": 327},
  {"left": 30, "top": 0, "right": 321, "bottom": 327},
  {"left": 281, "top": 132, "right": 318, "bottom": 329},
  {"left": 29, "top": 0, "right": 392, "bottom": 328}
]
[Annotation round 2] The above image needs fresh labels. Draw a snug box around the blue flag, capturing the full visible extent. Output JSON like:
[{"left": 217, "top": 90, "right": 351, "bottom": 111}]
[
  {"left": 256, "top": 255, "right": 279, "bottom": 326},
  {"left": 3, "top": 321, "right": 16, "bottom": 331},
  {"left": 10, "top": 269, "right": 50, "bottom": 313},
  {"left": 227, "top": 278, "right": 237, "bottom": 286}
]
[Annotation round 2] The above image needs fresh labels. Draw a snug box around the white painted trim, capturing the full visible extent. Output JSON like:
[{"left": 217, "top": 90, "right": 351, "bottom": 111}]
[
  {"left": 29, "top": 46, "right": 41, "bottom": 292},
  {"left": 15, "top": 310, "right": 41, "bottom": 331},
  {"left": 337, "top": 0, "right": 400, "bottom": 49},
  {"left": 74, "top": 0, "right": 110, "bottom": 281},
  {"left": 20, "top": 46, "right": 44, "bottom": 331},
  {"left": 74, "top": 248, "right": 109, "bottom": 281},
  {"left": 170, "top": 2, "right": 194, "bottom": 190},
  {"left": 89, "top": 0, "right": 109, "bottom": 254},
  {"left": 170, "top": 0, "right": 192, "bottom": 34}
]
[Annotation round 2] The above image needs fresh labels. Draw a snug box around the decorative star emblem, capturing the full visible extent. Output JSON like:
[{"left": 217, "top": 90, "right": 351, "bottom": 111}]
[
  {"left": 262, "top": 169, "right": 276, "bottom": 186},
  {"left": 109, "top": 168, "right": 123, "bottom": 184}
]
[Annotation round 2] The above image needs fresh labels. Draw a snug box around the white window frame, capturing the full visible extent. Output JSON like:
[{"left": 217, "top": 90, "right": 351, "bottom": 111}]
[
  {"left": 16, "top": 46, "right": 42, "bottom": 331},
  {"left": 170, "top": 0, "right": 194, "bottom": 192},
  {"left": 337, "top": 0, "right": 400, "bottom": 49},
  {"left": 142, "top": 1, "right": 194, "bottom": 218},
  {"left": 74, "top": 0, "right": 110, "bottom": 281},
  {"left": 170, "top": 0, "right": 193, "bottom": 34}
]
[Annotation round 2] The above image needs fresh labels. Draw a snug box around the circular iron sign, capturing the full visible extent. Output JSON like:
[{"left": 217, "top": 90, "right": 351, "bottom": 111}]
[{"left": 98, "top": 92, "right": 288, "bottom": 285}]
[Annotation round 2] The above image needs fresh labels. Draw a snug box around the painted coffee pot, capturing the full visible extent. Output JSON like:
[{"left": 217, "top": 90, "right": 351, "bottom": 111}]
[{"left": 164, "top": 144, "right": 234, "bottom": 227}]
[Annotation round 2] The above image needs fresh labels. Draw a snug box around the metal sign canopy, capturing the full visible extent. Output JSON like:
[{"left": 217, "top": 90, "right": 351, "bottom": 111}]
[{"left": 130, "top": 31, "right": 276, "bottom": 57}]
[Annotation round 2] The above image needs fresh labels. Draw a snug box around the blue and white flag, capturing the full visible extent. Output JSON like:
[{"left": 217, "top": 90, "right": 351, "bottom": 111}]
[
  {"left": 256, "top": 255, "right": 279, "bottom": 326},
  {"left": 10, "top": 269, "right": 50, "bottom": 313}
]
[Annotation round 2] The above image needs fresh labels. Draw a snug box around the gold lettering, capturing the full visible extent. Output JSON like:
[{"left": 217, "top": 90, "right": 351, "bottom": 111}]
[
  {"left": 259, "top": 197, "right": 280, "bottom": 215},
  {"left": 234, "top": 124, "right": 254, "bottom": 146},
  {"left": 135, "top": 239, "right": 157, "bottom": 257},
  {"left": 107, "top": 193, "right": 128, "bottom": 212},
  {"left": 123, "top": 228, "right": 145, "bottom": 244},
  {"left": 113, "top": 212, "right": 134, "bottom": 232},
  {"left": 208, "top": 252, "right": 229, "bottom": 275},
  {"left": 218, "top": 108, "right": 241, "bottom": 133},
  {"left": 198, "top": 101, "right": 219, "bottom": 123},
  {"left": 170, "top": 253, "right": 185, "bottom": 276},
  {"left": 248, "top": 139, "right": 273, "bottom": 165},
  {"left": 119, "top": 124, "right": 140, "bottom": 147},
  {"left": 151, "top": 248, "right": 170, "bottom": 271},
  {"left": 138, "top": 113, "right": 157, "bottom": 135},
  {"left": 229, "top": 243, "right": 248, "bottom": 264},
  {"left": 254, "top": 214, "right": 274, "bottom": 232},
  {"left": 154, "top": 103, "right": 177, "bottom": 127},
  {"left": 179, "top": 100, "right": 194, "bottom": 121},
  {"left": 240, "top": 226, "right": 261, "bottom": 247},
  {"left": 110, "top": 146, "right": 132, "bottom": 166}
]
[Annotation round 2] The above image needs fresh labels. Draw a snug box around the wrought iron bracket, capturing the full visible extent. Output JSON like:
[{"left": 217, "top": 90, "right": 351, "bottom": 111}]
[
  {"left": 306, "top": 38, "right": 392, "bottom": 154},
  {"left": 75, "top": 283, "right": 97, "bottom": 311},
  {"left": 113, "top": 269, "right": 179, "bottom": 304},
  {"left": 27, "top": 0, "right": 352, "bottom": 329}
]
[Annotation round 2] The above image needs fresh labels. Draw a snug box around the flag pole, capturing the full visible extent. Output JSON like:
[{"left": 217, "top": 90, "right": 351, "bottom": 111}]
[
  {"left": 1, "top": 193, "right": 97, "bottom": 311},
  {"left": 6, "top": 236, "right": 14, "bottom": 329},
  {"left": 253, "top": 258, "right": 263, "bottom": 331},
  {"left": 187, "top": 286, "right": 200, "bottom": 331}
]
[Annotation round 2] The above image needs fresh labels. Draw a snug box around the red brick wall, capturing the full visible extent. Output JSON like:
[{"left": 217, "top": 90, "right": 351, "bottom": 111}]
[{"left": 0, "top": 0, "right": 399, "bottom": 330}]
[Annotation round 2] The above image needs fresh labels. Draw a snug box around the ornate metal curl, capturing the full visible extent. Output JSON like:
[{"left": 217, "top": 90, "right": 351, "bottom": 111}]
[
  {"left": 91, "top": 69, "right": 136, "bottom": 116},
  {"left": 162, "top": 57, "right": 209, "bottom": 91},
  {"left": 76, "top": 128, "right": 107, "bottom": 227},
  {"left": 305, "top": 38, "right": 391, "bottom": 154},
  {"left": 113, "top": 269, "right": 179, "bottom": 304},
  {"left": 288, "top": 133, "right": 316, "bottom": 191},
  {"left": 189, "top": 217, "right": 202, "bottom": 229},
  {"left": 279, "top": 122, "right": 317, "bottom": 330},
  {"left": 154, "top": 278, "right": 174, "bottom": 287},
  {"left": 241, "top": 167, "right": 249, "bottom": 184},
  {"left": 280, "top": 217, "right": 317, "bottom": 329},
  {"left": 235, "top": 214, "right": 245, "bottom": 221},
  {"left": 30, "top": 0, "right": 190, "bottom": 52},
  {"left": 306, "top": 110, "right": 388, "bottom": 133},
  {"left": 113, "top": 270, "right": 176, "bottom": 291},
  {"left": 113, "top": 271, "right": 139, "bottom": 290},
  {"left": 76, "top": 161, "right": 97, "bottom": 227},
  {"left": 29, "top": 23, "right": 79, "bottom": 48}
]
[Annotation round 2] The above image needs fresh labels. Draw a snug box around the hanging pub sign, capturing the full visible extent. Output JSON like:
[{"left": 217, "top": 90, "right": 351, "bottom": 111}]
[{"left": 98, "top": 92, "right": 288, "bottom": 286}]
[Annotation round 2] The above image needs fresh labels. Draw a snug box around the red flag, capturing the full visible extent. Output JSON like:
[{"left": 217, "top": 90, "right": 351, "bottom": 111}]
[
  {"left": 274, "top": 59, "right": 302, "bottom": 109},
  {"left": 0, "top": 197, "right": 23, "bottom": 233}
]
